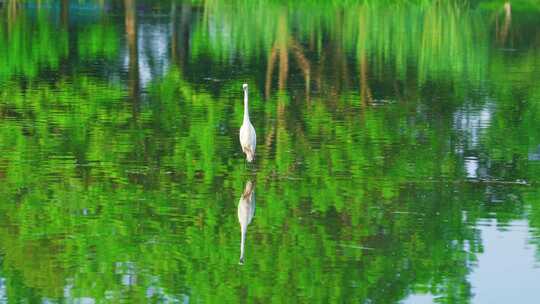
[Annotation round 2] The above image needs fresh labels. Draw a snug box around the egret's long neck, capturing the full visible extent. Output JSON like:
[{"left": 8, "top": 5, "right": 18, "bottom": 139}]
[
  {"left": 240, "top": 224, "right": 247, "bottom": 261},
  {"left": 243, "top": 89, "right": 250, "bottom": 123}
]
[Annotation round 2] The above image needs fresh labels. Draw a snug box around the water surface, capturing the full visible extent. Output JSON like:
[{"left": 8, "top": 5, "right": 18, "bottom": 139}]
[{"left": 0, "top": 1, "right": 540, "bottom": 303}]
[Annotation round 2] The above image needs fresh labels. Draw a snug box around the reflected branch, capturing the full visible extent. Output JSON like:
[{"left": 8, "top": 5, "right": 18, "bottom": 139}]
[
  {"left": 499, "top": 2, "right": 512, "bottom": 44},
  {"left": 358, "top": 8, "right": 372, "bottom": 107},
  {"left": 125, "top": 0, "right": 139, "bottom": 116},
  {"left": 265, "top": 44, "right": 278, "bottom": 99},
  {"left": 290, "top": 39, "right": 311, "bottom": 101}
]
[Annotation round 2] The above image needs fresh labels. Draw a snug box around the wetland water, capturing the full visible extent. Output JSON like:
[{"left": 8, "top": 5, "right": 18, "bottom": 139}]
[{"left": 0, "top": 1, "right": 540, "bottom": 303}]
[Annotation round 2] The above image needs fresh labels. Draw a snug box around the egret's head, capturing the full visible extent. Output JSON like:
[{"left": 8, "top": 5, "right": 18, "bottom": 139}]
[{"left": 242, "top": 83, "right": 248, "bottom": 91}]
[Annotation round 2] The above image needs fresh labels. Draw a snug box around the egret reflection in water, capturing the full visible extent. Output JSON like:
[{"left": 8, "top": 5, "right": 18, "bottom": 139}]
[{"left": 238, "top": 180, "right": 256, "bottom": 264}]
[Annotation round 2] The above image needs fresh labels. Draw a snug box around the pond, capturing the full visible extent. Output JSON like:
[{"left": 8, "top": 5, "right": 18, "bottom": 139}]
[{"left": 0, "top": 0, "right": 539, "bottom": 303}]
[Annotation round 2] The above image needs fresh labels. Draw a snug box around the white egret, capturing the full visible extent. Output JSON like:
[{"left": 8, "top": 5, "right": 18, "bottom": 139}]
[
  {"left": 238, "top": 180, "right": 255, "bottom": 264},
  {"left": 239, "top": 83, "right": 256, "bottom": 162}
]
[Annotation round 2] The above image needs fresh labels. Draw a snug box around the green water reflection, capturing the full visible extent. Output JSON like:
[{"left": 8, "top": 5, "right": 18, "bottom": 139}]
[{"left": 0, "top": 0, "right": 539, "bottom": 303}]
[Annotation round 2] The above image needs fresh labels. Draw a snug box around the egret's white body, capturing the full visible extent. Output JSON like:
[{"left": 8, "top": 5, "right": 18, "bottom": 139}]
[
  {"left": 240, "top": 84, "right": 256, "bottom": 162},
  {"left": 238, "top": 180, "right": 255, "bottom": 264}
]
